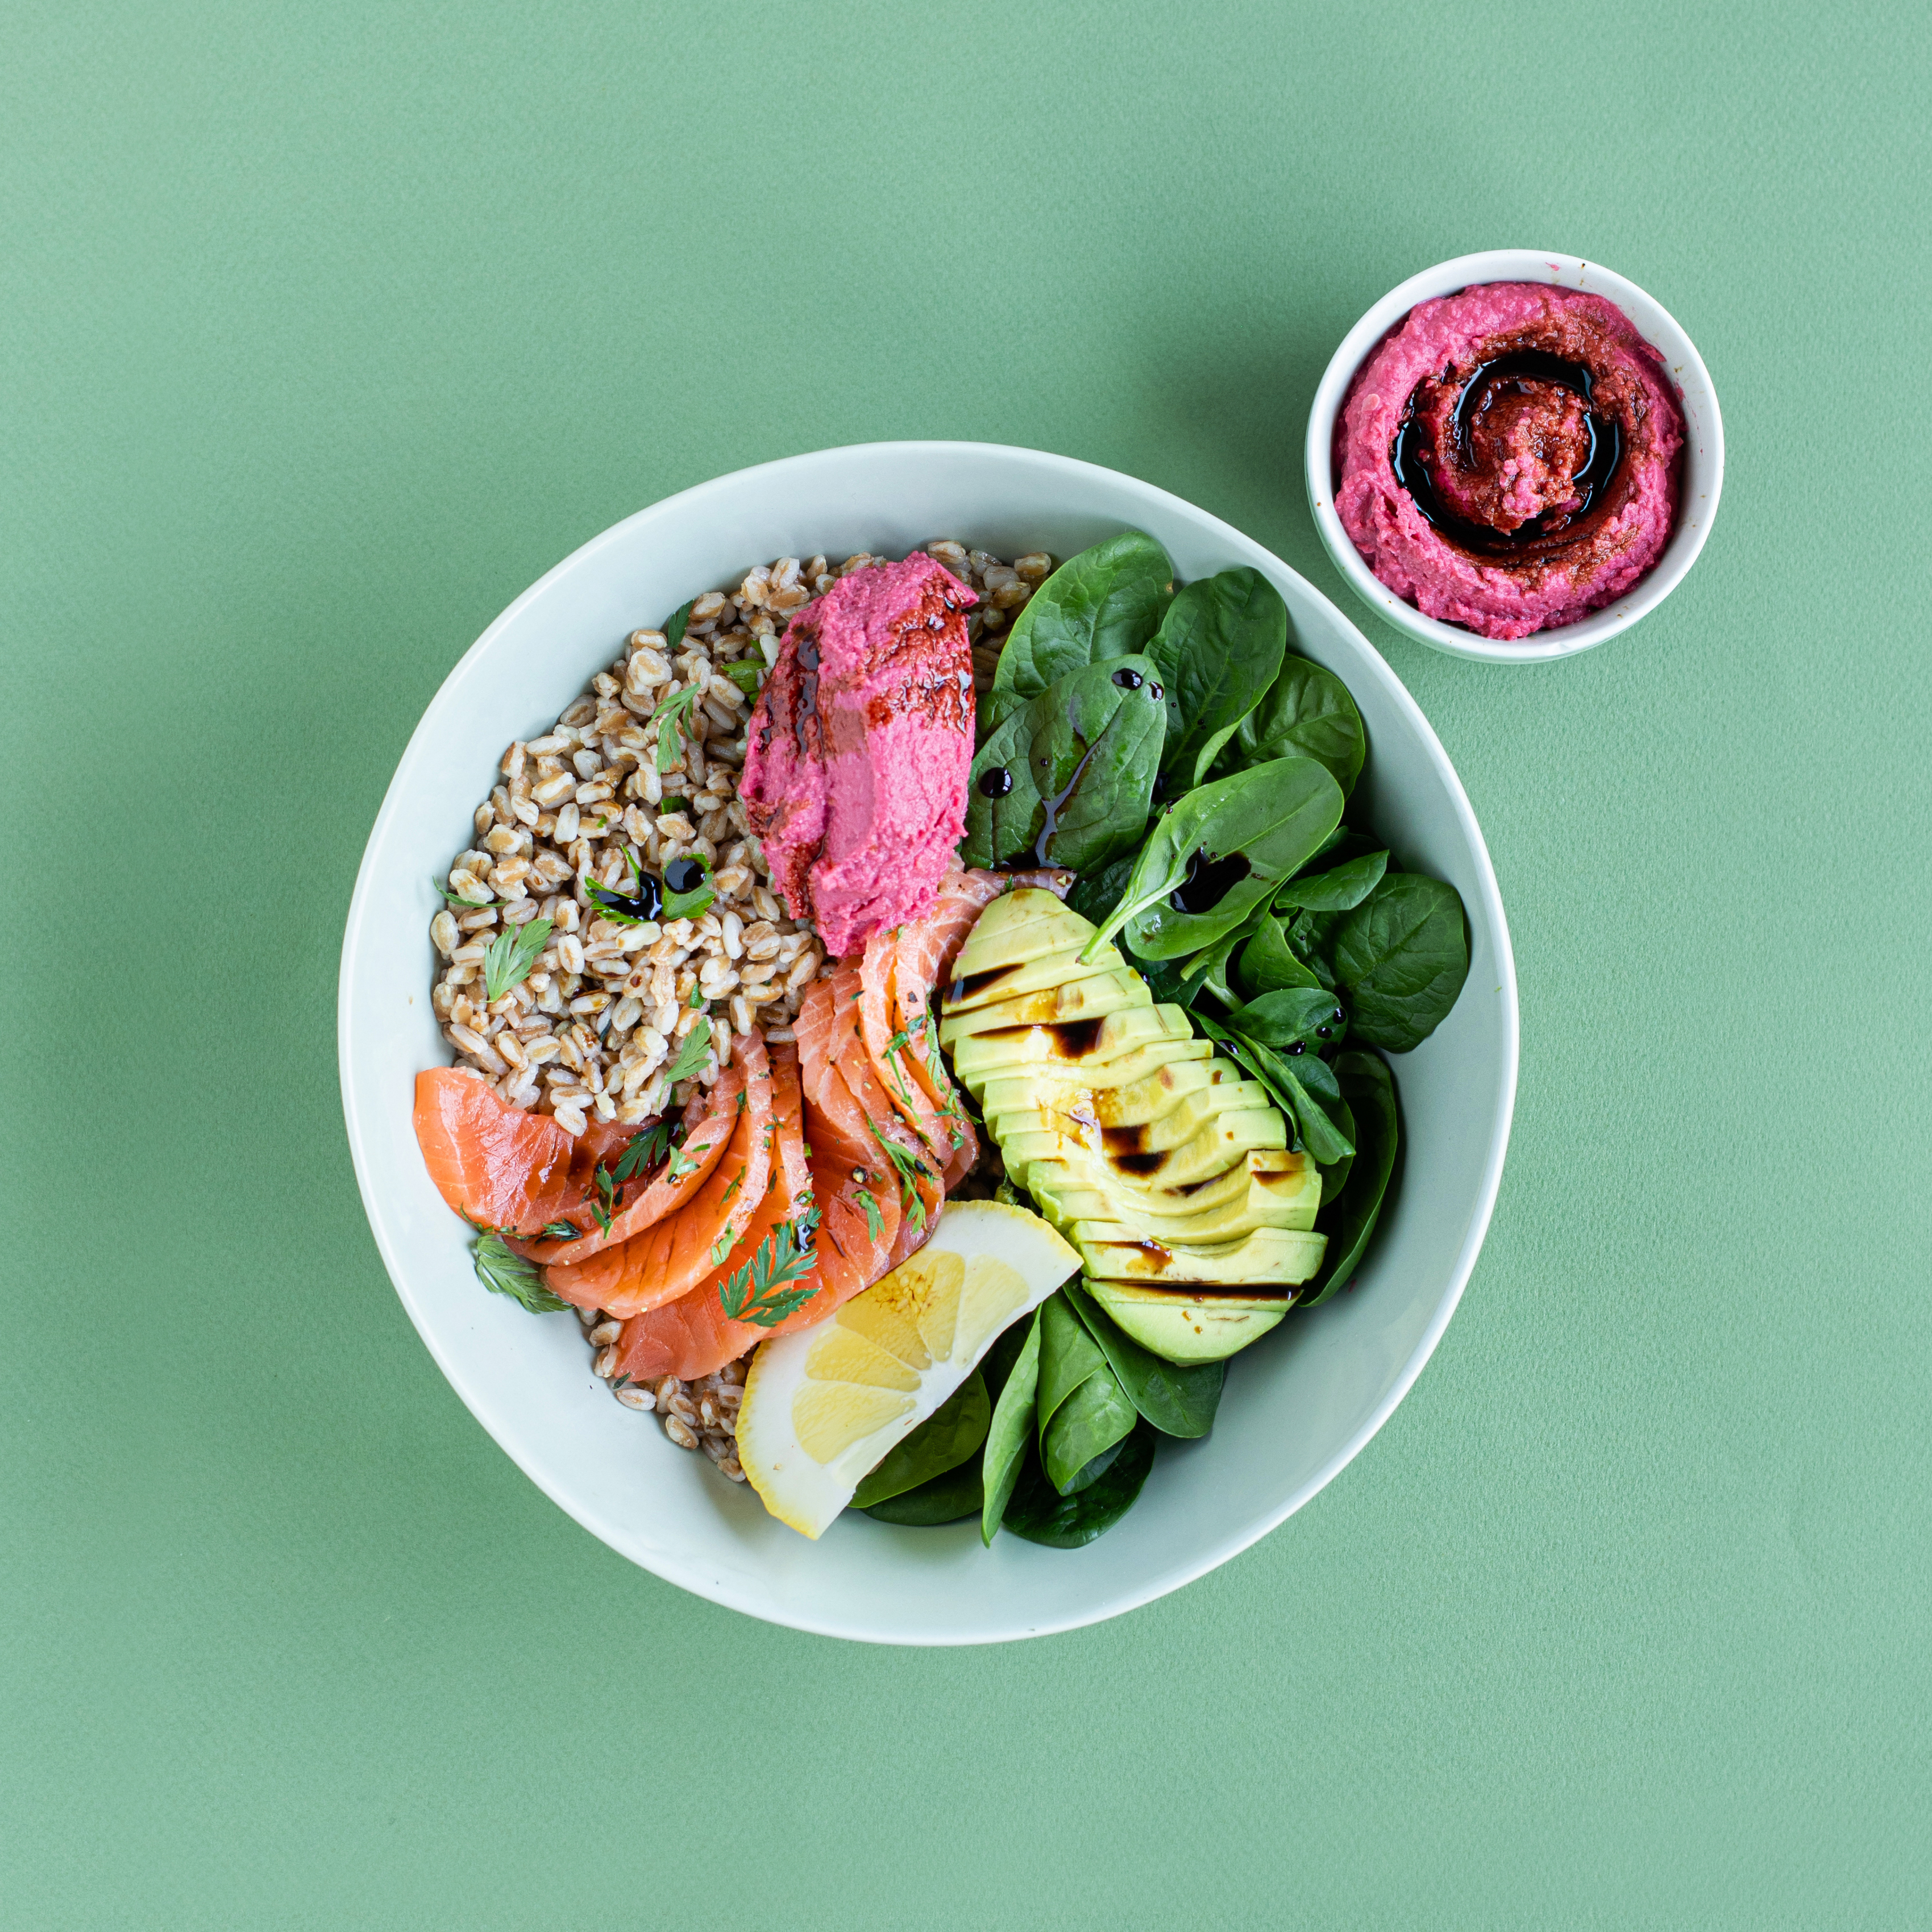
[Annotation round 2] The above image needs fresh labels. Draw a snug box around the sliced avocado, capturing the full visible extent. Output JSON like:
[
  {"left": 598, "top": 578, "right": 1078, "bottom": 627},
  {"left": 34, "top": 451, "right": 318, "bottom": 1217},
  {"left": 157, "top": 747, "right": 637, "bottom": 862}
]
[
  {"left": 1024, "top": 1148, "right": 1298, "bottom": 1225},
  {"left": 1087, "top": 1280, "right": 1291, "bottom": 1365},
  {"left": 982, "top": 1055, "right": 1220, "bottom": 1135},
  {"left": 949, "top": 1003, "right": 1195, "bottom": 1089},
  {"left": 938, "top": 967, "right": 1149, "bottom": 1046},
  {"left": 1061, "top": 1160, "right": 1323, "bottom": 1244},
  {"left": 974, "top": 1039, "right": 1212, "bottom": 1119},
  {"left": 942, "top": 944, "right": 1124, "bottom": 1013},
  {"left": 948, "top": 888, "right": 1100, "bottom": 975},
  {"left": 1078, "top": 1225, "right": 1326, "bottom": 1287},
  {"left": 1006, "top": 1102, "right": 1287, "bottom": 1192}
]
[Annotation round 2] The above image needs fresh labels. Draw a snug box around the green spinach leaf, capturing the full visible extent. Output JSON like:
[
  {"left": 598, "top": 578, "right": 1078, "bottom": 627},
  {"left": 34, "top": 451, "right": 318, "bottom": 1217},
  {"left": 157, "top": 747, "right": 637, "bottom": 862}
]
[
  {"left": 1332, "top": 874, "right": 1470, "bottom": 1052},
  {"left": 1145, "top": 567, "right": 1287, "bottom": 793},
  {"left": 984, "top": 531, "right": 1174, "bottom": 728},
  {"left": 1198, "top": 1013, "right": 1355, "bottom": 1166},
  {"left": 1065, "top": 852, "right": 1137, "bottom": 929},
  {"left": 850, "top": 1372, "right": 990, "bottom": 1509},
  {"left": 1273, "top": 849, "right": 1388, "bottom": 913},
  {"left": 980, "top": 1310, "right": 1041, "bottom": 1545},
  {"left": 1229, "top": 654, "right": 1366, "bottom": 796},
  {"left": 1285, "top": 907, "right": 1345, "bottom": 989},
  {"left": 1302, "top": 1051, "right": 1400, "bottom": 1307},
  {"left": 1003, "top": 1423, "right": 1157, "bottom": 1548},
  {"left": 1226, "top": 986, "right": 1348, "bottom": 1054},
  {"left": 1064, "top": 1280, "right": 1224, "bottom": 1438},
  {"left": 1042, "top": 1366, "right": 1138, "bottom": 1495},
  {"left": 961, "top": 654, "right": 1166, "bottom": 872},
  {"left": 1082, "top": 757, "right": 1343, "bottom": 963},
  {"left": 1237, "top": 911, "right": 1322, "bottom": 997},
  {"left": 863, "top": 1458, "right": 984, "bottom": 1526}
]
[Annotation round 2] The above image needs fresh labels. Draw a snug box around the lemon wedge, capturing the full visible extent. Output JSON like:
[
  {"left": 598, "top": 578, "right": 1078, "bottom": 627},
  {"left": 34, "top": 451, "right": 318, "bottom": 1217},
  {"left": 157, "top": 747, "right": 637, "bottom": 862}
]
[{"left": 737, "top": 1200, "right": 1078, "bottom": 1538}]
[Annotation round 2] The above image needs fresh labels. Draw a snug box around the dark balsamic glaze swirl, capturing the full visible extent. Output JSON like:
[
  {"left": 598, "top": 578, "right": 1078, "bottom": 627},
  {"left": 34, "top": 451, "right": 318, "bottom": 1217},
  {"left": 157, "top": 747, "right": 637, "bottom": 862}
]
[{"left": 1391, "top": 350, "right": 1624, "bottom": 562}]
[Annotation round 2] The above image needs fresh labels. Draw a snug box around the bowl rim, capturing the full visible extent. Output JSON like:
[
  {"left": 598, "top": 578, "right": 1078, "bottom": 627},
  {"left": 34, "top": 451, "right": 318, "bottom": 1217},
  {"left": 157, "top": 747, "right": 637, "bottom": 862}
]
[
  {"left": 337, "top": 439, "right": 1520, "bottom": 1642},
  {"left": 1304, "top": 248, "right": 1725, "bottom": 664}
]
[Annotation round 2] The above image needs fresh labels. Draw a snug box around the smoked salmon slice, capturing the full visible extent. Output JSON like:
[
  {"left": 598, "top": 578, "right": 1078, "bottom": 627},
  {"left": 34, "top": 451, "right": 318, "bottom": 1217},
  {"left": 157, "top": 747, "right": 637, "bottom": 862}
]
[
  {"left": 413, "top": 1069, "right": 581, "bottom": 1233},
  {"left": 611, "top": 1045, "right": 842, "bottom": 1382},
  {"left": 859, "top": 929, "right": 973, "bottom": 1185},
  {"left": 546, "top": 1034, "right": 775, "bottom": 1318},
  {"left": 518, "top": 1064, "right": 744, "bottom": 1265}
]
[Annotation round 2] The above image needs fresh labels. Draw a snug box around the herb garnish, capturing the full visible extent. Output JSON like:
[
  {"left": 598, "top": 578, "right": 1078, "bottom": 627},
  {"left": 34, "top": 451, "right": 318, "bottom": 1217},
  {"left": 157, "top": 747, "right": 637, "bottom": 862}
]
[
  {"left": 663, "top": 598, "right": 695, "bottom": 651},
  {"left": 433, "top": 876, "right": 492, "bottom": 909},
  {"left": 662, "top": 859, "right": 716, "bottom": 923},
  {"left": 538, "top": 1219, "right": 581, "bottom": 1241},
  {"left": 471, "top": 1227, "right": 570, "bottom": 1314},
  {"left": 854, "top": 1186, "right": 884, "bottom": 1242},
  {"left": 666, "top": 1136, "right": 710, "bottom": 1183},
  {"left": 483, "top": 917, "right": 553, "bottom": 1003},
  {"left": 865, "top": 1117, "right": 930, "bottom": 1229},
  {"left": 654, "top": 685, "right": 704, "bottom": 772},
  {"left": 613, "top": 1116, "right": 683, "bottom": 1186},
  {"left": 663, "top": 1017, "right": 713, "bottom": 1087},
  {"left": 585, "top": 847, "right": 659, "bottom": 925},
  {"left": 718, "top": 1220, "right": 820, "bottom": 1327},
  {"left": 721, "top": 660, "right": 763, "bottom": 697}
]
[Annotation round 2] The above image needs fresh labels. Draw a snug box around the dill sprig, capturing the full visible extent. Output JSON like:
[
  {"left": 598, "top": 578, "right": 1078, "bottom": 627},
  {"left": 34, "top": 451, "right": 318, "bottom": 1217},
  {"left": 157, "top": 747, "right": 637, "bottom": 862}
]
[{"left": 865, "top": 1117, "right": 931, "bottom": 1229}]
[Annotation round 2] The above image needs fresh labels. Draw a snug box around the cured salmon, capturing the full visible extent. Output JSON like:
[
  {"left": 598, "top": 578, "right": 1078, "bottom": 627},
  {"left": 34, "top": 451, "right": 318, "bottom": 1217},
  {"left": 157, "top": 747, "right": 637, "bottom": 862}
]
[
  {"left": 859, "top": 928, "right": 973, "bottom": 1186},
  {"left": 413, "top": 1069, "right": 581, "bottom": 1233},
  {"left": 611, "top": 1045, "right": 845, "bottom": 1382},
  {"left": 518, "top": 1065, "right": 743, "bottom": 1265},
  {"left": 546, "top": 1034, "right": 775, "bottom": 1318}
]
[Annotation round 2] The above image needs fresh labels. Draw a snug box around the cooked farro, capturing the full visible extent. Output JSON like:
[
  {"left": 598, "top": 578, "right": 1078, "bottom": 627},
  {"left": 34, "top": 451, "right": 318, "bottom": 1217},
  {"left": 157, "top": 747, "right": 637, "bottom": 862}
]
[{"left": 439, "top": 539, "right": 1039, "bottom": 1460}]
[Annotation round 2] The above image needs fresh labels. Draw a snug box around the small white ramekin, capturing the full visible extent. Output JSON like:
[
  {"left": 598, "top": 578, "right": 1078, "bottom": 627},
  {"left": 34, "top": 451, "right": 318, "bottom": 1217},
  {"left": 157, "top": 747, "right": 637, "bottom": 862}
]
[{"left": 1305, "top": 248, "right": 1723, "bottom": 664}]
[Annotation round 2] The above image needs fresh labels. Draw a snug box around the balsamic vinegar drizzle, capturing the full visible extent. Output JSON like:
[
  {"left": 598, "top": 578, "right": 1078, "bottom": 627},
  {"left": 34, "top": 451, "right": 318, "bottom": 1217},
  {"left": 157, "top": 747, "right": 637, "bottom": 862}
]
[{"left": 1391, "top": 348, "right": 1624, "bottom": 560}]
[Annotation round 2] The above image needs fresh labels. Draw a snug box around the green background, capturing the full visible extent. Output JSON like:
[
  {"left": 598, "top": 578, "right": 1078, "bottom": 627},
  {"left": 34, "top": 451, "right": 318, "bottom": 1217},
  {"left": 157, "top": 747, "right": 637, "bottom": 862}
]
[{"left": 5, "top": 1, "right": 1927, "bottom": 1923}]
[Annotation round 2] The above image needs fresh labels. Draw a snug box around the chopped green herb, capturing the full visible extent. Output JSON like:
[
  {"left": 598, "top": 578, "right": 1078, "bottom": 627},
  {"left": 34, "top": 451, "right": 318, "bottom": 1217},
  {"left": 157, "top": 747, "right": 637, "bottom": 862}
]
[
  {"left": 718, "top": 1168, "right": 744, "bottom": 1206},
  {"left": 854, "top": 1186, "right": 884, "bottom": 1242},
  {"left": 664, "top": 1017, "right": 713, "bottom": 1087},
  {"left": 865, "top": 1117, "right": 930, "bottom": 1229},
  {"left": 433, "top": 876, "right": 492, "bottom": 909},
  {"left": 666, "top": 1135, "right": 711, "bottom": 1183},
  {"left": 484, "top": 917, "right": 554, "bottom": 1003},
  {"left": 663, "top": 598, "right": 696, "bottom": 651},
  {"left": 709, "top": 1231, "right": 735, "bottom": 1268},
  {"left": 613, "top": 1116, "right": 683, "bottom": 1186},
  {"left": 718, "top": 1220, "right": 820, "bottom": 1328},
  {"left": 722, "top": 660, "right": 764, "bottom": 697},
  {"left": 471, "top": 1228, "right": 570, "bottom": 1314},
  {"left": 687, "top": 982, "right": 706, "bottom": 1009},
  {"left": 654, "top": 685, "right": 704, "bottom": 772},
  {"left": 539, "top": 1219, "right": 581, "bottom": 1241},
  {"left": 663, "top": 862, "right": 716, "bottom": 922}
]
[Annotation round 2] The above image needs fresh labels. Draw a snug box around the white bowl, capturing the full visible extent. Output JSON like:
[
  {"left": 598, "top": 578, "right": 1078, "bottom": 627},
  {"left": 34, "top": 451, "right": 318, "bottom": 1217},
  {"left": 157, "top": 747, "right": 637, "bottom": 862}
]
[
  {"left": 338, "top": 441, "right": 1519, "bottom": 1644},
  {"left": 1305, "top": 249, "right": 1724, "bottom": 664}
]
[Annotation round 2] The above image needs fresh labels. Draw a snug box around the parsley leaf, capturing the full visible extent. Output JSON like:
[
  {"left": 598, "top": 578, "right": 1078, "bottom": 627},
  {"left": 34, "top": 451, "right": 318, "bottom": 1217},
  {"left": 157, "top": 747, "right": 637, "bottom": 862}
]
[
  {"left": 853, "top": 1186, "right": 884, "bottom": 1243},
  {"left": 662, "top": 861, "right": 716, "bottom": 923},
  {"left": 721, "top": 660, "right": 763, "bottom": 697},
  {"left": 483, "top": 917, "right": 553, "bottom": 1003},
  {"left": 667, "top": 1135, "right": 710, "bottom": 1183},
  {"left": 663, "top": 598, "right": 696, "bottom": 651},
  {"left": 718, "top": 1219, "right": 820, "bottom": 1328},
  {"left": 654, "top": 686, "right": 704, "bottom": 773},
  {"left": 472, "top": 1228, "right": 570, "bottom": 1314},
  {"left": 664, "top": 1017, "right": 712, "bottom": 1086}
]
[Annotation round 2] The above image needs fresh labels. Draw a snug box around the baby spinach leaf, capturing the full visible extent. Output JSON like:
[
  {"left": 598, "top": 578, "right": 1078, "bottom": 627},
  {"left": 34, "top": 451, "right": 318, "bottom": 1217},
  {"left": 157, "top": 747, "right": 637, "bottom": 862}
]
[
  {"left": 1003, "top": 1422, "right": 1157, "bottom": 1548},
  {"left": 1198, "top": 1013, "right": 1355, "bottom": 1166},
  {"left": 1145, "top": 567, "right": 1287, "bottom": 793},
  {"left": 961, "top": 655, "right": 1166, "bottom": 873},
  {"left": 1333, "top": 874, "right": 1470, "bottom": 1053},
  {"left": 1226, "top": 986, "right": 1348, "bottom": 1054},
  {"left": 850, "top": 1372, "right": 990, "bottom": 1509},
  {"left": 1230, "top": 654, "right": 1366, "bottom": 796},
  {"left": 1037, "top": 1290, "right": 1108, "bottom": 1432},
  {"left": 1064, "top": 1280, "right": 1224, "bottom": 1438},
  {"left": 1175, "top": 913, "right": 1260, "bottom": 1011},
  {"left": 980, "top": 1310, "right": 1042, "bottom": 1545},
  {"left": 985, "top": 531, "right": 1174, "bottom": 728},
  {"left": 1273, "top": 849, "right": 1388, "bottom": 913},
  {"left": 1066, "top": 852, "right": 1137, "bottom": 929},
  {"left": 1285, "top": 907, "right": 1345, "bottom": 989},
  {"left": 1237, "top": 912, "right": 1322, "bottom": 997},
  {"left": 1043, "top": 1365, "right": 1138, "bottom": 1495},
  {"left": 1315, "top": 1094, "right": 1356, "bottom": 1201},
  {"left": 1302, "top": 1052, "right": 1400, "bottom": 1307},
  {"left": 1082, "top": 757, "right": 1343, "bottom": 963},
  {"left": 863, "top": 1458, "right": 984, "bottom": 1525}
]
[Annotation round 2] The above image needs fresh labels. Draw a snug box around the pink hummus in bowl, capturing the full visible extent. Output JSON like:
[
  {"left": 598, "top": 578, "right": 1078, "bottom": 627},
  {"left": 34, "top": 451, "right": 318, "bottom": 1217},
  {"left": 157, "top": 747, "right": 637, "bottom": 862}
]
[{"left": 1334, "top": 281, "right": 1685, "bottom": 642}]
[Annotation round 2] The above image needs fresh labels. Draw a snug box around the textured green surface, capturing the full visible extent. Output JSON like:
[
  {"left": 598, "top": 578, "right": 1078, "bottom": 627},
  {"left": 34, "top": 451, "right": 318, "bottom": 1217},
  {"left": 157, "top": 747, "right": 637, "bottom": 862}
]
[{"left": 4, "top": 2, "right": 1927, "bottom": 1923}]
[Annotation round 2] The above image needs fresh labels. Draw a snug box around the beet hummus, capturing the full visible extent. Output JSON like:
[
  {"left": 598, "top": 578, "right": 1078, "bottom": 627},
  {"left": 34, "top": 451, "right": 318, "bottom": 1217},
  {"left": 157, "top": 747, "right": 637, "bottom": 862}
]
[
  {"left": 1335, "top": 282, "right": 1684, "bottom": 639},
  {"left": 740, "top": 552, "right": 975, "bottom": 959}
]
